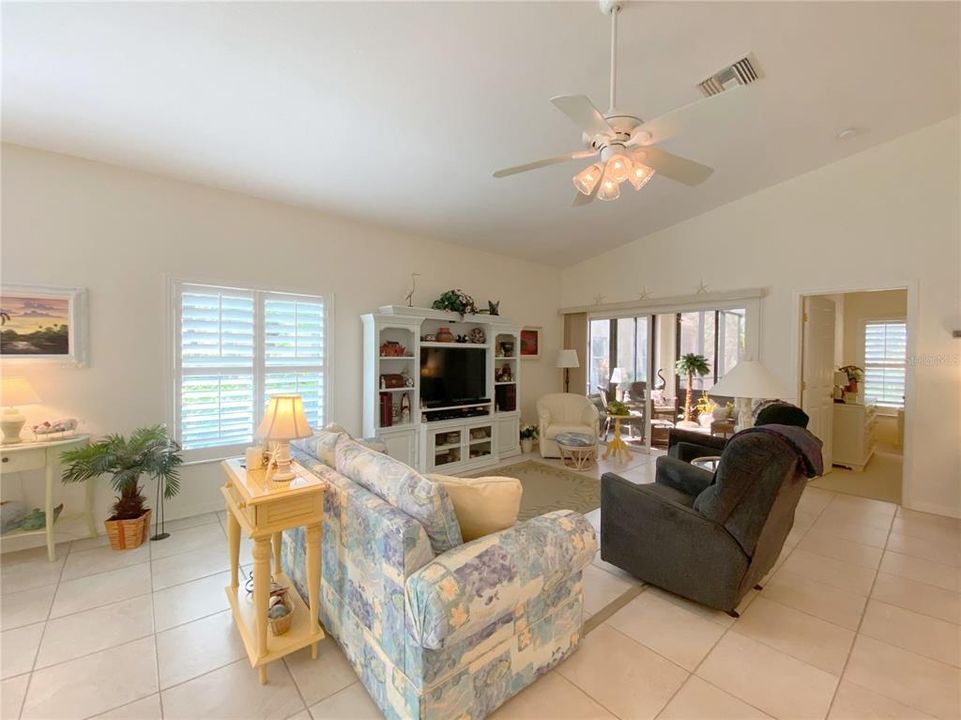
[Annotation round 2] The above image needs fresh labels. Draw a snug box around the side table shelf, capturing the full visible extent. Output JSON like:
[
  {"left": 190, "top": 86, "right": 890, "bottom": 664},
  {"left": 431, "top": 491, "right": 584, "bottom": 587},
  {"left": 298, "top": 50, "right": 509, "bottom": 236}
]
[{"left": 220, "top": 458, "right": 326, "bottom": 684}]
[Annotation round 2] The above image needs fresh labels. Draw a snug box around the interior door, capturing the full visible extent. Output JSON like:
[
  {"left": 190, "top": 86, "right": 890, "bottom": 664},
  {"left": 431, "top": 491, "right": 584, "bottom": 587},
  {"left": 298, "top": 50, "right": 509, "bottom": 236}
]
[{"left": 801, "top": 296, "right": 836, "bottom": 472}]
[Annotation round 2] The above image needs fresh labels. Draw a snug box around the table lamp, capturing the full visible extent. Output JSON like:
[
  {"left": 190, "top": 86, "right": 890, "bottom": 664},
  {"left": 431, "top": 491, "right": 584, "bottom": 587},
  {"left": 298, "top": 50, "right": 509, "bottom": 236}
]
[
  {"left": 609, "top": 367, "right": 627, "bottom": 402},
  {"left": 1, "top": 377, "right": 41, "bottom": 445},
  {"left": 255, "top": 394, "right": 313, "bottom": 484},
  {"left": 556, "top": 349, "right": 580, "bottom": 393},
  {"left": 709, "top": 360, "right": 787, "bottom": 431}
]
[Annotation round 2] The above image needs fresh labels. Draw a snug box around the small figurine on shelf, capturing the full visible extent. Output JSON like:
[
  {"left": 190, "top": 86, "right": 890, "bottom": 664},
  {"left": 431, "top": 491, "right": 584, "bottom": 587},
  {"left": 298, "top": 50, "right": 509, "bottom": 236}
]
[
  {"left": 401, "top": 368, "right": 414, "bottom": 387},
  {"left": 400, "top": 394, "right": 411, "bottom": 424},
  {"left": 496, "top": 363, "right": 513, "bottom": 382}
]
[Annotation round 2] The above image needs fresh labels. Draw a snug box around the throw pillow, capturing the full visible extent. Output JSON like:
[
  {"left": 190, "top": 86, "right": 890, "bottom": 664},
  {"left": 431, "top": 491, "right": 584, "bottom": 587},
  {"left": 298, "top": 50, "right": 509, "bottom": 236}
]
[
  {"left": 335, "top": 439, "right": 462, "bottom": 554},
  {"left": 426, "top": 474, "right": 523, "bottom": 541}
]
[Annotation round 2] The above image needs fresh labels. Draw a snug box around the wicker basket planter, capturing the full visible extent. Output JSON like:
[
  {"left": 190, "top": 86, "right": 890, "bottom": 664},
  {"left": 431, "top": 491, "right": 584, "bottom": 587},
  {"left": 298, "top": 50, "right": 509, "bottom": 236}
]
[{"left": 104, "top": 510, "right": 151, "bottom": 551}]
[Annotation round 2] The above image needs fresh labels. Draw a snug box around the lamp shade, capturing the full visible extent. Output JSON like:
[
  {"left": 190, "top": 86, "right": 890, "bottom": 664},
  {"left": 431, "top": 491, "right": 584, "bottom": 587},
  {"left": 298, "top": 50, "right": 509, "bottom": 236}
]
[
  {"left": 609, "top": 367, "right": 626, "bottom": 384},
  {"left": 255, "top": 394, "right": 313, "bottom": 441},
  {"left": 1, "top": 377, "right": 41, "bottom": 407},
  {"left": 709, "top": 361, "right": 787, "bottom": 399},
  {"left": 555, "top": 349, "right": 580, "bottom": 369}
]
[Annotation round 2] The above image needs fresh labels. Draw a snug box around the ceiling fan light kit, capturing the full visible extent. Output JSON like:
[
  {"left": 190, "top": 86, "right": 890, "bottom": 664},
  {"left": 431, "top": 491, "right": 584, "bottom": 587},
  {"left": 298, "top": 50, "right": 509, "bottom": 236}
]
[{"left": 493, "top": 0, "right": 756, "bottom": 206}]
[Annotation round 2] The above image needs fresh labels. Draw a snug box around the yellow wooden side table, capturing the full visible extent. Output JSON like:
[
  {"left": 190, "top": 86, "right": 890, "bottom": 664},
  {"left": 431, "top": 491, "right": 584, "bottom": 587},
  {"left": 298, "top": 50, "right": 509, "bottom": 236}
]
[
  {"left": 603, "top": 415, "right": 634, "bottom": 463},
  {"left": 221, "top": 458, "right": 325, "bottom": 684}
]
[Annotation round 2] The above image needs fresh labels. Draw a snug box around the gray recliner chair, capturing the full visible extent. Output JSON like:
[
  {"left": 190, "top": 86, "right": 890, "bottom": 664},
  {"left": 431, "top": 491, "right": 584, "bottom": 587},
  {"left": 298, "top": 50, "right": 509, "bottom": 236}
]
[{"left": 600, "top": 425, "right": 823, "bottom": 614}]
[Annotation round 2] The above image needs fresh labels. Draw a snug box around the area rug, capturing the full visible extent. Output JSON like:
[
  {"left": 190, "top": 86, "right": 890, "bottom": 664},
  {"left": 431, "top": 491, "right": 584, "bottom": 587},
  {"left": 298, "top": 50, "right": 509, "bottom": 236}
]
[{"left": 469, "top": 460, "right": 600, "bottom": 521}]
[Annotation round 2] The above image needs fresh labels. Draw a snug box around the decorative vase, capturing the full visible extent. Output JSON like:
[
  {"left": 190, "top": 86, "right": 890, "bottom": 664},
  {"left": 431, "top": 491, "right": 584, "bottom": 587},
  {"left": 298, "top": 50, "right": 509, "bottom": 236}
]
[
  {"left": 105, "top": 510, "right": 152, "bottom": 551},
  {"left": 521, "top": 438, "right": 533, "bottom": 454},
  {"left": 436, "top": 327, "right": 454, "bottom": 343},
  {"left": 698, "top": 413, "right": 714, "bottom": 428}
]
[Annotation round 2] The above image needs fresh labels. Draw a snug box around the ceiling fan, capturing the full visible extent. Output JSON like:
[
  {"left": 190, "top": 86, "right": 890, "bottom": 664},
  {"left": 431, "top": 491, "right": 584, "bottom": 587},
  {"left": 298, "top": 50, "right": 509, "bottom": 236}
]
[{"left": 492, "top": 0, "right": 748, "bottom": 205}]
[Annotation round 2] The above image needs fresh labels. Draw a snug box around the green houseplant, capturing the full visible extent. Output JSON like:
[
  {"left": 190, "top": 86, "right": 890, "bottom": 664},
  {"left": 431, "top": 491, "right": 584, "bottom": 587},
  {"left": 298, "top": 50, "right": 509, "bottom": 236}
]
[
  {"left": 675, "top": 354, "right": 711, "bottom": 426},
  {"left": 61, "top": 425, "right": 182, "bottom": 550},
  {"left": 431, "top": 290, "right": 478, "bottom": 317},
  {"left": 519, "top": 424, "right": 539, "bottom": 453}
]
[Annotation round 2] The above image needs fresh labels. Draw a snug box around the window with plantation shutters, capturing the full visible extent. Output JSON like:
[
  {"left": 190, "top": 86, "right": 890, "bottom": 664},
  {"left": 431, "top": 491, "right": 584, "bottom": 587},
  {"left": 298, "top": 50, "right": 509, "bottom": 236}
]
[
  {"left": 863, "top": 320, "right": 906, "bottom": 408},
  {"left": 173, "top": 282, "right": 327, "bottom": 459}
]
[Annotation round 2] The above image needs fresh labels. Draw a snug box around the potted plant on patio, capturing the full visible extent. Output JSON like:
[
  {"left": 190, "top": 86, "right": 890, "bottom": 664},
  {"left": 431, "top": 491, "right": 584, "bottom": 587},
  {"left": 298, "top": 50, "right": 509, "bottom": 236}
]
[
  {"left": 675, "top": 354, "right": 711, "bottom": 429},
  {"left": 61, "top": 425, "right": 182, "bottom": 550},
  {"left": 519, "top": 424, "right": 539, "bottom": 454}
]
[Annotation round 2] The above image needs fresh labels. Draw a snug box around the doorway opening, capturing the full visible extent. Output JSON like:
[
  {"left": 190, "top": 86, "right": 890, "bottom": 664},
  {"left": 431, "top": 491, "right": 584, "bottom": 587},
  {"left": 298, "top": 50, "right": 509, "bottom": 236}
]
[{"left": 799, "top": 288, "right": 907, "bottom": 504}]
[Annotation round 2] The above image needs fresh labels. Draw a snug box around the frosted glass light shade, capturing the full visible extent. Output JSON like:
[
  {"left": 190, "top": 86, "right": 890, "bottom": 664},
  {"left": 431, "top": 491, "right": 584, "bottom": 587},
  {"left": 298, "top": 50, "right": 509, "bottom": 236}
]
[
  {"left": 573, "top": 163, "right": 603, "bottom": 196},
  {"left": 628, "top": 163, "right": 655, "bottom": 191},
  {"left": 709, "top": 361, "right": 787, "bottom": 400},
  {"left": 256, "top": 394, "right": 313, "bottom": 441},
  {"left": 607, "top": 153, "right": 633, "bottom": 183},
  {"left": 555, "top": 349, "right": 580, "bottom": 369},
  {"left": 596, "top": 167, "right": 621, "bottom": 201},
  {"left": 1, "top": 377, "right": 41, "bottom": 407}
]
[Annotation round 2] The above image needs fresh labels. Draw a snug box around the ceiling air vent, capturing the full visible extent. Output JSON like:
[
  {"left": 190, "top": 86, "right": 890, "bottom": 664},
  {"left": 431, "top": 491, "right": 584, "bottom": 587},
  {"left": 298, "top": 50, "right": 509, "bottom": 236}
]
[{"left": 698, "top": 55, "right": 762, "bottom": 97}]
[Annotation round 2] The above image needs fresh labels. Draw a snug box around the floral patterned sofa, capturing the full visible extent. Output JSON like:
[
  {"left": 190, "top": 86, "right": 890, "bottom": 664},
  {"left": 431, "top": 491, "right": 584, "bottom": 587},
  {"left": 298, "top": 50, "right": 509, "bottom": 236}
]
[{"left": 281, "top": 432, "right": 596, "bottom": 720}]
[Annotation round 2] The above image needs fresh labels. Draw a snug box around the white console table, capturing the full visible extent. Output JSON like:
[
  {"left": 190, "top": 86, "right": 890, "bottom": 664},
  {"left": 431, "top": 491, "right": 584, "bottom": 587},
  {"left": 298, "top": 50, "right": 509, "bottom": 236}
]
[{"left": 0, "top": 435, "right": 95, "bottom": 561}]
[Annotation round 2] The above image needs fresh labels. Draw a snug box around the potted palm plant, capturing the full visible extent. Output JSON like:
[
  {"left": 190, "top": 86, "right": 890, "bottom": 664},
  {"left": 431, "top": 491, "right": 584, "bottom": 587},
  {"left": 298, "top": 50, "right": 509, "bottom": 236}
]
[
  {"left": 61, "top": 425, "right": 182, "bottom": 550},
  {"left": 675, "top": 354, "right": 711, "bottom": 428}
]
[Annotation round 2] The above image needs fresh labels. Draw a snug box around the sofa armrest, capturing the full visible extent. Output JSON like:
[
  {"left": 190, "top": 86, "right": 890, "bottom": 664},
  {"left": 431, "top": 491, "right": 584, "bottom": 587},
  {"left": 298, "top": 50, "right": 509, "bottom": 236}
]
[
  {"left": 655, "top": 456, "right": 714, "bottom": 497},
  {"left": 580, "top": 403, "right": 600, "bottom": 431},
  {"left": 404, "top": 510, "right": 596, "bottom": 650}
]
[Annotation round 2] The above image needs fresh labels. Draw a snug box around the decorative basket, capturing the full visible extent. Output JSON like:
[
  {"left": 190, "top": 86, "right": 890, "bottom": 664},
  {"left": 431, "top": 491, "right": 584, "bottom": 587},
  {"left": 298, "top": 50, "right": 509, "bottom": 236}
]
[
  {"left": 267, "top": 590, "right": 293, "bottom": 636},
  {"left": 104, "top": 510, "right": 151, "bottom": 551}
]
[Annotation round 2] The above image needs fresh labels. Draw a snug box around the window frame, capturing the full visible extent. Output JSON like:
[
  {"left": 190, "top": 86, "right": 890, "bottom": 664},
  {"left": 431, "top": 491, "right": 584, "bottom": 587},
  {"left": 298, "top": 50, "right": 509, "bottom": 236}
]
[
  {"left": 861, "top": 317, "right": 906, "bottom": 410},
  {"left": 168, "top": 278, "right": 331, "bottom": 463}
]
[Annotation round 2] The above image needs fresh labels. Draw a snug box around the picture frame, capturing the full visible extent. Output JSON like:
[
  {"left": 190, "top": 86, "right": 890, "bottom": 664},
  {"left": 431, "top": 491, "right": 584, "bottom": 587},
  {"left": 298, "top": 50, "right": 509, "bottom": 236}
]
[
  {"left": 0, "top": 284, "right": 88, "bottom": 366},
  {"left": 520, "top": 327, "right": 540, "bottom": 360}
]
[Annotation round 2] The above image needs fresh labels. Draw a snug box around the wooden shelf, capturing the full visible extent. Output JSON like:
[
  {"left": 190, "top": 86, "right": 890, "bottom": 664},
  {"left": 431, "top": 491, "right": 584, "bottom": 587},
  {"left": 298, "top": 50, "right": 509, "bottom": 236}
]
[
  {"left": 469, "top": 438, "right": 492, "bottom": 445},
  {"left": 378, "top": 387, "right": 415, "bottom": 393},
  {"left": 434, "top": 442, "right": 461, "bottom": 451},
  {"left": 225, "top": 572, "right": 324, "bottom": 668},
  {"left": 378, "top": 356, "right": 415, "bottom": 360},
  {"left": 494, "top": 381, "right": 515, "bottom": 386},
  {"left": 420, "top": 342, "right": 490, "bottom": 349},
  {"left": 422, "top": 401, "right": 492, "bottom": 412}
]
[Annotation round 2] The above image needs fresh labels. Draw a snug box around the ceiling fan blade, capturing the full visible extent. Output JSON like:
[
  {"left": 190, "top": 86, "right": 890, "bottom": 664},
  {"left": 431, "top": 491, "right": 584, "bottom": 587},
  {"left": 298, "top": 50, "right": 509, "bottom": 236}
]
[
  {"left": 493, "top": 149, "right": 596, "bottom": 178},
  {"left": 631, "top": 146, "right": 714, "bottom": 186},
  {"left": 551, "top": 95, "right": 615, "bottom": 139},
  {"left": 628, "top": 86, "right": 747, "bottom": 147}
]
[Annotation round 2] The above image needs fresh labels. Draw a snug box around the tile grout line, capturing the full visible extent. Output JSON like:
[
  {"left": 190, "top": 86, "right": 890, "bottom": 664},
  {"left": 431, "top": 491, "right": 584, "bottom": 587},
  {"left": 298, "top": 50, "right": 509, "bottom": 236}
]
[
  {"left": 148, "top": 538, "right": 165, "bottom": 720},
  {"left": 650, "top": 487, "right": 838, "bottom": 719},
  {"left": 18, "top": 543, "right": 72, "bottom": 720},
  {"left": 821, "top": 503, "right": 908, "bottom": 719}
]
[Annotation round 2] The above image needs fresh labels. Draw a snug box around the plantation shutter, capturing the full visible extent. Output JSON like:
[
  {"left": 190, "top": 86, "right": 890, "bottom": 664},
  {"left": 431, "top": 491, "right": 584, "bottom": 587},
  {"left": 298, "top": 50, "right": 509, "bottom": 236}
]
[
  {"left": 863, "top": 321, "right": 906, "bottom": 407},
  {"left": 263, "top": 294, "right": 326, "bottom": 428},
  {"left": 174, "top": 283, "right": 326, "bottom": 459}
]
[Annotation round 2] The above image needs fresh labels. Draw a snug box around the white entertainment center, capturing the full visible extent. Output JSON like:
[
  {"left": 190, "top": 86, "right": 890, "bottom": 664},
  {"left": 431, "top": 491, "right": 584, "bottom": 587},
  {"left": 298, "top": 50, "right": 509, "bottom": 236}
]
[{"left": 362, "top": 305, "right": 522, "bottom": 474}]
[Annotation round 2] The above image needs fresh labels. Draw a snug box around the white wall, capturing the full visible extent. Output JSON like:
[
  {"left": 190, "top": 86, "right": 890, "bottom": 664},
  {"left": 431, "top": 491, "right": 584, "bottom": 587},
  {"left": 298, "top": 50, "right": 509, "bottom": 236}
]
[
  {"left": 1, "top": 144, "right": 563, "bottom": 546},
  {"left": 561, "top": 117, "right": 961, "bottom": 518}
]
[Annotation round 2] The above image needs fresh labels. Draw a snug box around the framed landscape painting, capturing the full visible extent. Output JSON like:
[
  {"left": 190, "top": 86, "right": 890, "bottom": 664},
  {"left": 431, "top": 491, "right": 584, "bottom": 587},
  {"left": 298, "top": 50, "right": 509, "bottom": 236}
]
[
  {"left": 0, "top": 285, "right": 88, "bottom": 365},
  {"left": 520, "top": 327, "right": 540, "bottom": 360}
]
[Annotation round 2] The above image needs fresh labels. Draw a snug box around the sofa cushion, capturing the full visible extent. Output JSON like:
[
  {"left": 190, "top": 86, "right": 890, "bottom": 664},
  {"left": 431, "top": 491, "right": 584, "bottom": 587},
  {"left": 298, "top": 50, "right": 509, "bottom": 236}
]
[
  {"left": 293, "top": 427, "right": 347, "bottom": 467},
  {"left": 426, "top": 475, "right": 522, "bottom": 541},
  {"left": 336, "top": 439, "right": 462, "bottom": 554}
]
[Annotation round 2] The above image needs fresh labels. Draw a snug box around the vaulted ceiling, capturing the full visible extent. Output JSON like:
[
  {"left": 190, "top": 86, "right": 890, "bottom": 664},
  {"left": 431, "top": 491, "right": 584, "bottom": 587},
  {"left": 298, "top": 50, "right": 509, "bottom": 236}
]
[{"left": 3, "top": 2, "right": 958, "bottom": 265}]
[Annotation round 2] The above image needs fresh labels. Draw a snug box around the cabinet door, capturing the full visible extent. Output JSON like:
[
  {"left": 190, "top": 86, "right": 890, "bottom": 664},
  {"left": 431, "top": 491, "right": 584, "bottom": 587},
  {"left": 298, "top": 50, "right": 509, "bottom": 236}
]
[
  {"left": 497, "top": 416, "right": 520, "bottom": 455},
  {"left": 466, "top": 423, "right": 494, "bottom": 463},
  {"left": 428, "top": 428, "right": 463, "bottom": 473},
  {"left": 382, "top": 431, "right": 416, "bottom": 467}
]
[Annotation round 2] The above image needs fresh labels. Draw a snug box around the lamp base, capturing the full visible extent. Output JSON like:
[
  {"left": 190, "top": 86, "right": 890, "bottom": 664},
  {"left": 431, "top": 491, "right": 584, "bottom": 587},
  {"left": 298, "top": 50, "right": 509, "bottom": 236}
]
[
  {"left": 0, "top": 409, "right": 25, "bottom": 445},
  {"left": 266, "top": 441, "right": 297, "bottom": 485},
  {"left": 734, "top": 397, "right": 754, "bottom": 432}
]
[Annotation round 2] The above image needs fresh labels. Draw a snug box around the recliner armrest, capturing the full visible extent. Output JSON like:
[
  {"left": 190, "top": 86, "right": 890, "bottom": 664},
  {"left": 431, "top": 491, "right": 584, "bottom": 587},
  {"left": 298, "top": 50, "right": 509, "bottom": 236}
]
[{"left": 656, "top": 456, "right": 714, "bottom": 497}]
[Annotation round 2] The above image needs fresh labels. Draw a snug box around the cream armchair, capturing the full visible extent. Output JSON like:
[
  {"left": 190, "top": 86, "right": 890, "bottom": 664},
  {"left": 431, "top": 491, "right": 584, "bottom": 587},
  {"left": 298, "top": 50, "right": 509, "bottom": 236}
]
[{"left": 537, "top": 393, "right": 600, "bottom": 458}]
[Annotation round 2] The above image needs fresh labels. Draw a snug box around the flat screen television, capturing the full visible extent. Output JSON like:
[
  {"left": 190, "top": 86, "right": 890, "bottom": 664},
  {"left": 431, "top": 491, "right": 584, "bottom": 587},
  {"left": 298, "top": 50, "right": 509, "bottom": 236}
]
[{"left": 420, "top": 347, "right": 487, "bottom": 408}]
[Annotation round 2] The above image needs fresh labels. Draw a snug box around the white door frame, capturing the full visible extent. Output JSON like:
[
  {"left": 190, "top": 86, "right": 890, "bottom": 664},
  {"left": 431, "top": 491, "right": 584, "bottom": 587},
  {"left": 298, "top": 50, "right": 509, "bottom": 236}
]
[{"left": 791, "top": 281, "right": 917, "bottom": 507}]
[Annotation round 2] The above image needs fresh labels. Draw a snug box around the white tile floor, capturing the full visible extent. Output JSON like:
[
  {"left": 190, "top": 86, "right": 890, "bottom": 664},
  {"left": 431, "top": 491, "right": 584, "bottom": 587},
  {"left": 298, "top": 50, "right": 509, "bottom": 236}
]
[{"left": 1, "top": 453, "right": 959, "bottom": 720}]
